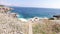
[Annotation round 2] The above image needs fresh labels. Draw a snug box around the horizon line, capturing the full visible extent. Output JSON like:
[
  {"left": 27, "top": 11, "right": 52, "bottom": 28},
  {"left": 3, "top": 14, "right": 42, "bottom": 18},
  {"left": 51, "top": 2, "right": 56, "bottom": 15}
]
[{"left": 1, "top": 5, "right": 60, "bottom": 9}]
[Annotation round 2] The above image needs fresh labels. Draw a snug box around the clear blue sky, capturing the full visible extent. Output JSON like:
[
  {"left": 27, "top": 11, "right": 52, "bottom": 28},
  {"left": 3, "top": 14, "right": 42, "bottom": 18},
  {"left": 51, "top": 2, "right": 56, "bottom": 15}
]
[{"left": 0, "top": 0, "right": 60, "bottom": 8}]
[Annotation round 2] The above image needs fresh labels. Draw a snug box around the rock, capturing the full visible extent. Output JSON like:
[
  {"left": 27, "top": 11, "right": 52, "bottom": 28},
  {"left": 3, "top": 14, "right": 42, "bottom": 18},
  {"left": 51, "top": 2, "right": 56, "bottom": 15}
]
[
  {"left": 8, "top": 13, "right": 17, "bottom": 18},
  {"left": 0, "top": 5, "right": 12, "bottom": 13}
]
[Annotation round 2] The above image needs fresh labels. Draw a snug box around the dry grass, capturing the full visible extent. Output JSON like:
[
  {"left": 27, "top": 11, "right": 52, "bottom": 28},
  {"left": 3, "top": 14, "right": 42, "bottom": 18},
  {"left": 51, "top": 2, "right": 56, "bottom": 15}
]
[
  {"left": 32, "top": 20, "right": 60, "bottom": 34},
  {"left": 0, "top": 13, "right": 28, "bottom": 34},
  {"left": 0, "top": 13, "right": 60, "bottom": 34}
]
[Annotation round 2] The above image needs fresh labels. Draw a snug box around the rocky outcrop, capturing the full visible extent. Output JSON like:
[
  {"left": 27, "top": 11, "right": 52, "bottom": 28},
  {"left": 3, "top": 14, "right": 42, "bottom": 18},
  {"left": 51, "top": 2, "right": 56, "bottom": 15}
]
[{"left": 0, "top": 5, "right": 12, "bottom": 13}]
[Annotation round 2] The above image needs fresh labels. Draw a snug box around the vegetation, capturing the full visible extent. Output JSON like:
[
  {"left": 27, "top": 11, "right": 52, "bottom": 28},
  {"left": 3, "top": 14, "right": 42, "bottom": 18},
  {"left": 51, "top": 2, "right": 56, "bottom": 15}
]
[
  {"left": 0, "top": 5, "right": 4, "bottom": 7},
  {"left": 32, "top": 20, "right": 60, "bottom": 34},
  {"left": 0, "top": 13, "right": 28, "bottom": 34},
  {"left": 0, "top": 13, "right": 60, "bottom": 34},
  {"left": 0, "top": 6, "right": 60, "bottom": 34},
  {"left": 49, "top": 18, "right": 54, "bottom": 20}
]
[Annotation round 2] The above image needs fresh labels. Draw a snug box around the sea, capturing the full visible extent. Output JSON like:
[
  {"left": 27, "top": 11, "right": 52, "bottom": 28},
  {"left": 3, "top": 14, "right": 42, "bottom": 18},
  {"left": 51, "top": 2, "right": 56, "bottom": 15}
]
[{"left": 10, "top": 7, "right": 60, "bottom": 19}]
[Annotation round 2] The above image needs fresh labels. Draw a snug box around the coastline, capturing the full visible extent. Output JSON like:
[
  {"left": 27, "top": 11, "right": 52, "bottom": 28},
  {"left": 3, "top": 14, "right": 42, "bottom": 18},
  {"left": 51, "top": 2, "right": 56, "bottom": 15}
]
[
  {"left": 0, "top": 5, "right": 49, "bottom": 22},
  {"left": 1, "top": 5, "right": 60, "bottom": 34}
]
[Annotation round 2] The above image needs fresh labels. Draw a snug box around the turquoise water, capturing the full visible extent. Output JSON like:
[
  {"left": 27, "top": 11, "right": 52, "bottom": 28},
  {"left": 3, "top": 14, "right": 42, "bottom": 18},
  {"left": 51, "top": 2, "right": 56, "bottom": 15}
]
[{"left": 11, "top": 7, "right": 60, "bottom": 19}]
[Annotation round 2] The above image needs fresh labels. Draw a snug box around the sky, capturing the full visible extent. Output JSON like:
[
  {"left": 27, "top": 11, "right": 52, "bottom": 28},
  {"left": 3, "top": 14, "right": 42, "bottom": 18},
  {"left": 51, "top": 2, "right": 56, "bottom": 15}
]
[{"left": 0, "top": 0, "right": 60, "bottom": 8}]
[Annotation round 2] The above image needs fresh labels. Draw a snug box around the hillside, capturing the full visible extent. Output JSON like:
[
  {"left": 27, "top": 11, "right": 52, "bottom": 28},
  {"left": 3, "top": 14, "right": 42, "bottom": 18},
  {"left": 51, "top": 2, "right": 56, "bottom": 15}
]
[{"left": 0, "top": 5, "right": 60, "bottom": 34}]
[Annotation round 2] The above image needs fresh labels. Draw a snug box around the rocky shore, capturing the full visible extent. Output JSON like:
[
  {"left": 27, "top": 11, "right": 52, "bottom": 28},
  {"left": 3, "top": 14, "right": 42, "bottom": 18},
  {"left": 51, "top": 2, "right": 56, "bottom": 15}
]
[{"left": 0, "top": 5, "right": 60, "bottom": 34}]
